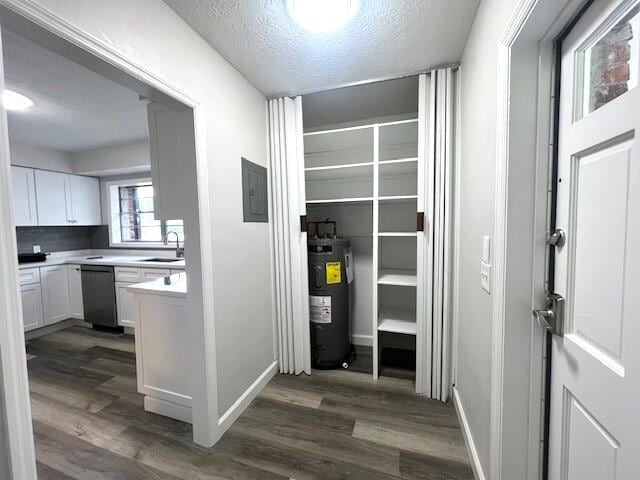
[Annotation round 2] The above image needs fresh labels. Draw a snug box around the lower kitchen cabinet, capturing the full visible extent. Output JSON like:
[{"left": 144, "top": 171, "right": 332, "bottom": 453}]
[
  {"left": 40, "top": 265, "right": 71, "bottom": 325},
  {"left": 67, "top": 264, "right": 84, "bottom": 319},
  {"left": 20, "top": 263, "right": 182, "bottom": 333},
  {"left": 116, "top": 281, "right": 138, "bottom": 328},
  {"left": 21, "top": 283, "right": 44, "bottom": 332}
]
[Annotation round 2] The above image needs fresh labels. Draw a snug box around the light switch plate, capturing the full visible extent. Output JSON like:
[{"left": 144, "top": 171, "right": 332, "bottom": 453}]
[
  {"left": 482, "top": 236, "right": 491, "bottom": 264},
  {"left": 481, "top": 261, "right": 491, "bottom": 294},
  {"left": 33, "top": 245, "right": 41, "bottom": 253}
]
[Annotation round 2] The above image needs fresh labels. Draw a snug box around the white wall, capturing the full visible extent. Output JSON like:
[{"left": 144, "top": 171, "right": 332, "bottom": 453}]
[
  {"left": 456, "top": 0, "right": 519, "bottom": 475},
  {"left": 8, "top": 140, "right": 73, "bottom": 172},
  {"left": 0, "top": 371, "right": 10, "bottom": 478},
  {"left": 72, "top": 140, "right": 150, "bottom": 176},
  {"left": 13, "top": 0, "right": 274, "bottom": 435},
  {"left": 9, "top": 139, "right": 150, "bottom": 178}
]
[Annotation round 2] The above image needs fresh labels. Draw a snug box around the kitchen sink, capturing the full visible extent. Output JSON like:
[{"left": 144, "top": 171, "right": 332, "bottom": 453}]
[{"left": 142, "top": 258, "right": 182, "bottom": 263}]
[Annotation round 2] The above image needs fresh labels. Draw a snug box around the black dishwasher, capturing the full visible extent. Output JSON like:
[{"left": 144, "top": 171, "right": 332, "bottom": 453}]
[{"left": 81, "top": 265, "right": 119, "bottom": 329}]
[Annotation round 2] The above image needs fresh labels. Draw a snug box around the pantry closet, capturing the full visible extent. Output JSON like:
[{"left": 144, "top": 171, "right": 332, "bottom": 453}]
[{"left": 269, "top": 68, "right": 457, "bottom": 400}]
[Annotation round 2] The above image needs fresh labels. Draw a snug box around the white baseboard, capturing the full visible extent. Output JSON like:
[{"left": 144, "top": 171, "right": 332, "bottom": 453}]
[
  {"left": 145, "top": 396, "right": 192, "bottom": 424},
  {"left": 453, "top": 386, "right": 486, "bottom": 480},
  {"left": 352, "top": 334, "right": 373, "bottom": 346},
  {"left": 217, "top": 360, "right": 278, "bottom": 434},
  {"left": 25, "top": 318, "right": 76, "bottom": 340}
]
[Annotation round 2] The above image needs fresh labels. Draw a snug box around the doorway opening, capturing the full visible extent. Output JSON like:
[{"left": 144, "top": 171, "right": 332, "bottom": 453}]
[{"left": 0, "top": 5, "right": 211, "bottom": 475}]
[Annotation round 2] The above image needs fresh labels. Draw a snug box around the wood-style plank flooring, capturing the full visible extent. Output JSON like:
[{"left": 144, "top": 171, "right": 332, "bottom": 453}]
[{"left": 26, "top": 326, "right": 473, "bottom": 479}]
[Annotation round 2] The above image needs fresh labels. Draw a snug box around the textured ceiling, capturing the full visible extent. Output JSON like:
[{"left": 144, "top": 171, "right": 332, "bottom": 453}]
[
  {"left": 2, "top": 30, "right": 148, "bottom": 152},
  {"left": 163, "top": 0, "right": 480, "bottom": 96}
]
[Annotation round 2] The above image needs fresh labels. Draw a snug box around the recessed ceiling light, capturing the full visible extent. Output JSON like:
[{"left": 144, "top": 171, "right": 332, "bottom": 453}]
[
  {"left": 2, "top": 89, "right": 34, "bottom": 111},
  {"left": 287, "top": 0, "right": 360, "bottom": 33}
]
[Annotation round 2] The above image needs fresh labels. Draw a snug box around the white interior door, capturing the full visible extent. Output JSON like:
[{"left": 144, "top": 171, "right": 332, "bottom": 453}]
[{"left": 549, "top": 1, "right": 640, "bottom": 478}]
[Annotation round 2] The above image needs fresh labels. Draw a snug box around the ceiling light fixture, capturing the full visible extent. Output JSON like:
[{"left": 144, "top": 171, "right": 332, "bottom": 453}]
[
  {"left": 2, "top": 89, "right": 34, "bottom": 111},
  {"left": 287, "top": 0, "right": 360, "bottom": 33}
]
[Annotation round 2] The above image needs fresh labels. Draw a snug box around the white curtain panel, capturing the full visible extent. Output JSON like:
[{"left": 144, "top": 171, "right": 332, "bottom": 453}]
[
  {"left": 419, "top": 68, "right": 456, "bottom": 401},
  {"left": 268, "top": 96, "right": 311, "bottom": 375}
]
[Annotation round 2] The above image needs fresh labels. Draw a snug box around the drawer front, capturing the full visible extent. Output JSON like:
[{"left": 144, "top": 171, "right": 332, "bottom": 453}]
[
  {"left": 115, "top": 267, "right": 141, "bottom": 282},
  {"left": 19, "top": 267, "right": 41, "bottom": 286},
  {"left": 141, "top": 268, "right": 171, "bottom": 279}
]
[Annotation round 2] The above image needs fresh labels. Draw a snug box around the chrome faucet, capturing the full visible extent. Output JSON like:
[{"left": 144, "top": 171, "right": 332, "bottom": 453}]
[{"left": 165, "top": 231, "right": 184, "bottom": 258}]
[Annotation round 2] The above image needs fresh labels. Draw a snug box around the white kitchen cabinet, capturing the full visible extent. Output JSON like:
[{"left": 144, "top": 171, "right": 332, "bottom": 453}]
[
  {"left": 131, "top": 287, "right": 191, "bottom": 423},
  {"left": 34, "top": 169, "right": 101, "bottom": 226},
  {"left": 68, "top": 175, "right": 101, "bottom": 225},
  {"left": 21, "top": 283, "right": 44, "bottom": 332},
  {"left": 115, "top": 282, "right": 137, "bottom": 328},
  {"left": 40, "top": 265, "right": 70, "bottom": 325},
  {"left": 34, "top": 169, "right": 68, "bottom": 226},
  {"left": 67, "top": 264, "right": 84, "bottom": 319},
  {"left": 147, "top": 103, "right": 196, "bottom": 220},
  {"left": 11, "top": 166, "right": 38, "bottom": 226}
]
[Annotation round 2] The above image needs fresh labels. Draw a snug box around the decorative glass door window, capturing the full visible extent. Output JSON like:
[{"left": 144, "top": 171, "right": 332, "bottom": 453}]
[{"left": 577, "top": 3, "right": 640, "bottom": 119}]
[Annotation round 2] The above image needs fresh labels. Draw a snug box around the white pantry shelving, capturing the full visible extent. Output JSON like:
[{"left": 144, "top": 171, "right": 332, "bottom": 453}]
[
  {"left": 378, "top": 306, "right": 417, "bottom": 335},
  {"left": 378, "top": 269, "right": 418, "bottom": 287},
  {"left": 303, "top": 117, "right": 421, "bottom": 381}
]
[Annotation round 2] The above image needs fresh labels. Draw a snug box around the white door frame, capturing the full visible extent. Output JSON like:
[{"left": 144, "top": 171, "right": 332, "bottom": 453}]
[
  {"left": 489, "top": 0, "right": 591, "bottom": 479},
  {"left": 0, "top": 24, "right": 36, "bottom": 476},
  {"left": 0, "top": 0, "right": 221, "bottom": 472}
]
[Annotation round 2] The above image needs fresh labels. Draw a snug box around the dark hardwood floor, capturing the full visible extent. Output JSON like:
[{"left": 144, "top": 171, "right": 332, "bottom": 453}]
[{"left": 26, "top": 326, "right": 473, "bottom": 479}]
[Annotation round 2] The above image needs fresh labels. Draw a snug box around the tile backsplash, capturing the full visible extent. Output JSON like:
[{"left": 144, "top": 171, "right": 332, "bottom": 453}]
[{"left": 16, "top": 225, "right": 109, "bottom": 253}]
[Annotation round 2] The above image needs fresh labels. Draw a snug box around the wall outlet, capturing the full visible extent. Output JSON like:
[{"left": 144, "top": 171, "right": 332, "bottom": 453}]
[
  {"left": 481, "top": 261, "right": 491, "bottom": 294},
  {"left": 33, "top": 245, "right": 41, "bottom": 254}
]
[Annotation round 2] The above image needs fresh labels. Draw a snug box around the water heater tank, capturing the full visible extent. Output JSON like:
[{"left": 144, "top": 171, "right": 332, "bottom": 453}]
[{"left": 308, "top": 221, "right": 353, "bottom": 369}]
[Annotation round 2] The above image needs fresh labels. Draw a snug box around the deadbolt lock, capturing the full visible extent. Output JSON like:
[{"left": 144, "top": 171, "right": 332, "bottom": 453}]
[
  {"left": 548, "top": 229, "right": 566, "bottom": 248},
  {"left": 532, "top": 293, "right": 565, "bottom": 336}
]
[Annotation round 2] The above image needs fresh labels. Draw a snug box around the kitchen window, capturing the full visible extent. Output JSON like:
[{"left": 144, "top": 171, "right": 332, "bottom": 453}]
[{"left": 108, "top": 179, "right": 183, "bottom": 247}]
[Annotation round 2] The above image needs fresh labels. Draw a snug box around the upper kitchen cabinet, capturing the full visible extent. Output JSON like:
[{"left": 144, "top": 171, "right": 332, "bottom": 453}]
[
  {"left": 34, "top": 169, "right": 101, "bottom": 226},
  {"left": 68, "top": 174, "right": 101, "bottom": 225},
  {"left": 34, "top": 169, "right": 68, "bottom": 226},
  {"left": 147, "top": 103, "right": 196, "bottom": 220},
  {"left": 11, "top": 165, "right": 38, "bottom": 226}
]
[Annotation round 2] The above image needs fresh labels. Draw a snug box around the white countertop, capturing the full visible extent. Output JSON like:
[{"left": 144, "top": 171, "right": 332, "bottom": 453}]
[
  {"left": 18, "top": 249, "right": 185, "bottom": 270},
  {"left": 127, "top": 272, "right": 187, "bottom": 298}
]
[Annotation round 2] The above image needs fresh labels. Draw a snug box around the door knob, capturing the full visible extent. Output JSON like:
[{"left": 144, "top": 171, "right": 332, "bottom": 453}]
[{"left": 532, "top": 293, "right": 565, "bottom": 336}]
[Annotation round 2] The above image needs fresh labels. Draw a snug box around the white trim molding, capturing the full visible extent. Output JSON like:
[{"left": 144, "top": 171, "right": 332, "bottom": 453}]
[
  {"left": 453, "top": 387, "right": 486, "bottom": 480},
  {"left": 217, "top": 361, "right": 278, "bottom": 435},
  {"left": 490, "top": 0, "right": 588, "bottom": 479},
  {"left": 351, "top": 334, "right": 373, "bottom": 347},
  {"left": 0, "top": 19, "right": 37, "bottom": 479}
]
